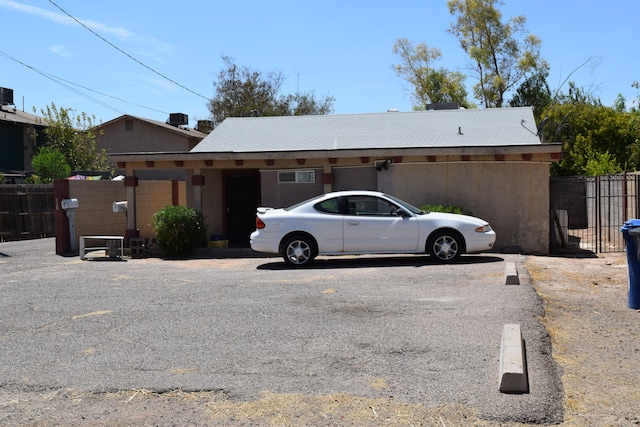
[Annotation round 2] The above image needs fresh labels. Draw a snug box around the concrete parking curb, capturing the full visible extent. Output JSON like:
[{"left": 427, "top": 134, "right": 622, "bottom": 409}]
[
  {"left": 499, "top": 323, "right": 529, "bottom": 393},
  {"left": 505, "top": 262, "right": 520, "bottom": 285}
]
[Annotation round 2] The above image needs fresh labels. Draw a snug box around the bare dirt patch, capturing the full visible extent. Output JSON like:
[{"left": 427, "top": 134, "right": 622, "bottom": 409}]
[{"left": 526, "top": 253, "right": 640, "bottom": 427}]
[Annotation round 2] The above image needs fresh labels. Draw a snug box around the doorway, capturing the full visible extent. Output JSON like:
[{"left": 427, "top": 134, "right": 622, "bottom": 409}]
[{"left": 223, "top": 171, "right": 260, "bottom": 247}]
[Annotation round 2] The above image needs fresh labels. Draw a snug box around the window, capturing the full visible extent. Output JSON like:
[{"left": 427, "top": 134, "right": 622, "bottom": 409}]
[
  {"left": 278, "top": 170, "right": 315, "bottom": 183},
  {"left": 125, "top": 120, "right": 134, "bottom": 131},
  {"left": 314, "top": 197, "right": 341, "bottom": 214},
  {"left": 346, "top": 196, "right": 398, "bottom": 216}
]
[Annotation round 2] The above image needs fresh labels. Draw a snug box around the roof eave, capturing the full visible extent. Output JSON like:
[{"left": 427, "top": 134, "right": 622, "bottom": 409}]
[{"left": 111, "top": 143, "right": 562, "bottom": 163}]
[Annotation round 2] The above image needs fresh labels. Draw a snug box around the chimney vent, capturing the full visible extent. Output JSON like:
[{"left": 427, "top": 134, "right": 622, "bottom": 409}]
[{"left": 197, "top": 120, "right": 213, "bottom": 133}]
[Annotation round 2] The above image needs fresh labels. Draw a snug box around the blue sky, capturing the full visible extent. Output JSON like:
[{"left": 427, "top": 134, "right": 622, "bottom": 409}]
[{"left": 1, "top": 0, "right": 638, "bottom": 128}]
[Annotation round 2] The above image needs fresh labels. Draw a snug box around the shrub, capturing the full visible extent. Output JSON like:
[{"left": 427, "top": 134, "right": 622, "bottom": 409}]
[
  {"left": 420, "top": 204, "right": 470, "bottom": 215},
  {"left": 31, "top": 147, "right": 71, "bottom": 183},
  {"left": 151, "top": 206, "right": 208, "bottom": 258}
]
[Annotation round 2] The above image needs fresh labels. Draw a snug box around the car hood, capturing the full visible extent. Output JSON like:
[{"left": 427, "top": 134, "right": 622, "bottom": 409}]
[{"left": 424, "top": 211, "right": 489, "bottom": 225}]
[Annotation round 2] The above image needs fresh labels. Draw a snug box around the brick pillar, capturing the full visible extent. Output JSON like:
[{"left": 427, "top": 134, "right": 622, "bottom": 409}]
[{"left": 54, "top": 179, "right": 70, "bottom": 255}]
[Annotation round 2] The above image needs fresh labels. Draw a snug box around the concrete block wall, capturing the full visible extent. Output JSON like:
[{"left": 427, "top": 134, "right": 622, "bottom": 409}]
[
  {"left": 136, "top": 180, "right": 186, "bottom": 238},
  {"left": 64, "top": 180, "right": 186, "bottom": 250},
  {"left": 69, "top": 180, "right": 127, "bottom": 242}
]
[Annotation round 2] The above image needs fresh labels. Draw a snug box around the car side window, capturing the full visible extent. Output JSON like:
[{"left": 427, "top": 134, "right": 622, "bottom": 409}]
[
  {"left": 314, "top": 197, "right": 341, "bottom": 214},
  {"left": 346, "top": 196, "right": 398, "bottom": 216}
]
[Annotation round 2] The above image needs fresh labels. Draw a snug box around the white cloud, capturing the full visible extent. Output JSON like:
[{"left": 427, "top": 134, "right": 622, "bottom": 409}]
[
  {"left": 49, "top": 44, "right": 76, "bottom": 58},
  {"left": 0, "top": 0, "right": 173, "bottom": 62}
]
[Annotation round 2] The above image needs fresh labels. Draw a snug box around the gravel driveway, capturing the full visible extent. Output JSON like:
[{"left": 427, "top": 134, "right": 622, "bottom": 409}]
[{"left": 0, "top": 238, "right": 562, "bottom": 424}]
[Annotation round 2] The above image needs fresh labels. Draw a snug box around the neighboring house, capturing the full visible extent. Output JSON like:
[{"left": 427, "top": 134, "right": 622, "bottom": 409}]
[
  {"left": 0, "top": 87, "right": 47, "bottom": 182},
  {"left": 96, "top": 114, "right": 208, "bottom": 180},
  {"left": 111, "top": 107, "right": 562, "bottom": 253}
]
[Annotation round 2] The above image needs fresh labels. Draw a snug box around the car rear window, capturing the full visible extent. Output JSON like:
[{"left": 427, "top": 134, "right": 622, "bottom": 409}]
[{"left": 314, "top": 198, "right": 341, "bottom": 214}]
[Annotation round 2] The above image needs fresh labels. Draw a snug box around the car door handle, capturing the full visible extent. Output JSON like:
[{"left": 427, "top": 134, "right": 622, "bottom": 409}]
[{"left": 348, "top": 221, "right": 359, "bottom": 226}]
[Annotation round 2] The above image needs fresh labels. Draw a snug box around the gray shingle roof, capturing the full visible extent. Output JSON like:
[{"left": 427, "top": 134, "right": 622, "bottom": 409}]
[
  {"left": 0, "top": 106, "right": 47, "bottom": 127},
  {"left": 191, "top": 107, "right": 542, "bottom": 153}
]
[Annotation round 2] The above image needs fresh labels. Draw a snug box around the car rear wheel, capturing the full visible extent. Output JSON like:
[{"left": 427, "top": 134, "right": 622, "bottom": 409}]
[
  {"left": 282, "top": 235, "right": 316, "bottom": 266},
  {"left": 427, "top": 230, "right": 463, "bottom": 263}
]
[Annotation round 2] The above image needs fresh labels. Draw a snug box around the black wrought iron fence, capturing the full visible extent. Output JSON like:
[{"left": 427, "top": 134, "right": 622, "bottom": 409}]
[
  {"left": 550, "top": 174, "right": 640, "bottom": 254},
  {"left": 0, "top": 184, "right": 55, "bottom": 241}
]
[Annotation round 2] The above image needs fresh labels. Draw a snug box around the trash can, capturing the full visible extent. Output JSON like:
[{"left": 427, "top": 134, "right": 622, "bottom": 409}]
[{"left": 620, "top": 219, "right": 640, "bottom": 309}]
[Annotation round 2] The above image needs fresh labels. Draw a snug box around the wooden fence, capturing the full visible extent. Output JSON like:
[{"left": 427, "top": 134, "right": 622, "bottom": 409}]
[{"left": 0, "top": 184, "right": 55, "bottom": 241}]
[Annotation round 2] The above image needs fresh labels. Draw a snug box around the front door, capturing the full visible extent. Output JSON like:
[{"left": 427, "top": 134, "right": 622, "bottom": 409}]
[{"left": 224, "top": 172, "right": 259, "bottom": 247}]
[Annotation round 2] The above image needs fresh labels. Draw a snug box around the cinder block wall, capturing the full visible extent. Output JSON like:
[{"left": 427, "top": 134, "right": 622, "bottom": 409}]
[
  {"left": 66, "top": 180, "right": 186, "bottom": 248},
  {"left": 136, "top": 180, "right": 186, "bottom": 238},
  {"left": 69, "top": 181, "right": 127, "bottom": 241}
]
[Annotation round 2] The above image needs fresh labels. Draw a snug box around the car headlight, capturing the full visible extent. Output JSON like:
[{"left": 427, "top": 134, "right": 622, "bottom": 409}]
[{"left": 475, "top": 224, "right": 492, "bottom": 233}]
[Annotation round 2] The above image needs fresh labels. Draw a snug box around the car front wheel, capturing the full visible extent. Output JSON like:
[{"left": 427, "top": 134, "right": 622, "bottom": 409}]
[
  {"left": 282, "top": 235, "right": 316, "bottom": 266},
  {"left": 427, "top": 230, "right": 463, "bottom": 263}
]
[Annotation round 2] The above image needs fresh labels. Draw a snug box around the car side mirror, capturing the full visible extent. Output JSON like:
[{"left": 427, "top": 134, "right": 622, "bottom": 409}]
[{"left": 396, "top": 208, "right": 410, "bottom": 217}]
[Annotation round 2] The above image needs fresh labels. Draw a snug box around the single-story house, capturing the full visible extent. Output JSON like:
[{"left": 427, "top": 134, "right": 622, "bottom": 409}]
[{"left": 111, "top": 106, "right": 562, "bottom": 253}]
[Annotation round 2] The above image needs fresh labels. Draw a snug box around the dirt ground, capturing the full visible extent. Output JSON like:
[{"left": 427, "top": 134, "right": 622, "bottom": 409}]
[
  {"left": 526, "top": 253, "right": 640, "bottom": 427},
  {"left": 1, "top": 253, "right": 639, "bottom": 426}
]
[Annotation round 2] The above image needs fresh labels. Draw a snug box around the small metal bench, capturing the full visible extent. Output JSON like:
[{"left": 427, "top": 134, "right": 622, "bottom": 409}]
[{"left": 79, "top": 235, "right": 124, "bottom": 260}]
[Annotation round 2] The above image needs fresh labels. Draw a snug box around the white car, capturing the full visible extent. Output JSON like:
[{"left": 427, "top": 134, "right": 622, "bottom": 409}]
[{"left": 250, "top": 191, "right": 496, "bottom": 266}]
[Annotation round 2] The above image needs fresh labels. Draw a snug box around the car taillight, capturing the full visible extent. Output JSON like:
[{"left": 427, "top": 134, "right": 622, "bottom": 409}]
[{"left": 256, "top": 216, "right": 266, "bottom": 229}]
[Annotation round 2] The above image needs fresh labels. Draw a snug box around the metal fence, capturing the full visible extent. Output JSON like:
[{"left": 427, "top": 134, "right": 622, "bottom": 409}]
[
  {"left": 0, "top": 184, "right": 55, "bottom": 242},
  {"left": 550, "top": 174, "right": 640, "bottom": 254}
]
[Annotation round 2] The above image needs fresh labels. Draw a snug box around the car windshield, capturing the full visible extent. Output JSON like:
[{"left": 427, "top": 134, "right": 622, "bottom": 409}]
[{"left": 384, "top": 194, "right": 425, "bottom": 215}]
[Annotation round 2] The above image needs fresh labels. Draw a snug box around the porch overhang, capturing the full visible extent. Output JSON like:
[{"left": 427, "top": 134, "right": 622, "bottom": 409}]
[{"left": 111, "top": 143, "right": 562, "bottom": 171}]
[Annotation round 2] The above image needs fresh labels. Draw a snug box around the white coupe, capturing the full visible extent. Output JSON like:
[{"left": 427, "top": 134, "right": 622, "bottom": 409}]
[{"left": 250, "top": 191, "right": 496, "bottom": 266}]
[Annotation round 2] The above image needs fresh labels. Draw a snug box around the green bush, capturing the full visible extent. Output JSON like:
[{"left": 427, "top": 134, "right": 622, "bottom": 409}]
[
  {"left": 420, "top": 204, "right": 471, "bottom": 215},
  {"left": 151, "top": 206, "right": 208, "bottom": 258},
  {"left": 31, "top": 147, "right": 71, "bottom": 183}
]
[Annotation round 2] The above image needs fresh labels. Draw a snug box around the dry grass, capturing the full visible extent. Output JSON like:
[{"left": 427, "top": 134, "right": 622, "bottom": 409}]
[{"left": 203, "top": 391, "right": 516, "bottom": 427}]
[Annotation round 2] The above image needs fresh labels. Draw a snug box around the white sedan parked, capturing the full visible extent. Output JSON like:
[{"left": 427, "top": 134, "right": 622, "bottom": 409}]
[{"left": 250, "top": 191, "right": 496, "bottom": 266}]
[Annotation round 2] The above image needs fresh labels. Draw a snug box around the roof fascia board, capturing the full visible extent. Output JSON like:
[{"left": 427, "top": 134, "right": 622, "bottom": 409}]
[{"left": 110, "top": 143, "right": 562, "bottom": 163}]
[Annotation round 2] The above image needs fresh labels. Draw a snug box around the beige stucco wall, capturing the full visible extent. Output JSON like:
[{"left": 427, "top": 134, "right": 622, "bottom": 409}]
[
  {"left": 97, "top": 119, "right": 193, "bottom": 153},
  {"left": 333, "top": 166, "right": 377, "bottom": 191},
  {"left": 193, "top": 162, "right": 550, "bottom": 253},
  {"left": 259, "top": 169, "right": 325, "bottom": 208},
  {"left": 198, "top": 169, "right": 224, "bottom": 239},
  {"left": 383, "top": 162, "right": 550, "bottom": 253}
]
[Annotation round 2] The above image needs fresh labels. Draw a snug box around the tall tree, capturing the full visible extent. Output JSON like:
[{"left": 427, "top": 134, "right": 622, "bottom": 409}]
[
  {"left": 37, "top": 103, "right": 110, "bottom": 172},
  {"left": 208, "top": 56, "right": 334, "bottom": 127},
  {"left": 447, "top": 0, "right": 547, "bottom": 108},
  {"left": 392, "top": 38, "right": 472, "bottom": 109},
  {"left": 509, "top": 70, "right": 552, "bottom": 121},
  {"left": 541, "top": 84, "right": 638, "bottom": 175}
]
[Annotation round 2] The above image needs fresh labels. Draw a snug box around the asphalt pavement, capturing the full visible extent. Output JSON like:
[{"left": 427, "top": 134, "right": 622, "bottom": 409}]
[{"left": 0, "top": 238, "right": 563, "bottom": 424}]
